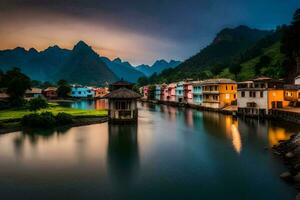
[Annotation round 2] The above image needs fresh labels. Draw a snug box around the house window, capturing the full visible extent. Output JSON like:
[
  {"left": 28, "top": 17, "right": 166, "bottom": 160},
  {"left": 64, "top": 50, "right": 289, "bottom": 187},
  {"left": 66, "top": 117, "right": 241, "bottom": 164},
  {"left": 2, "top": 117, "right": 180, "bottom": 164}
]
[
  {"left": 78, "top": 91, "right": 81, "bottom": 94},
  {"left": 253, "top": 91, "right": 256, "bottom": 98},
  {"left": 260, "top": 91, "right": 263, "bottom": 98},
  {"left": 234, "top": 94, "right": 236, "bottom": 99},
  {"left": 241, "top": 91, "right": 245, "bottom": 97},
  {"left": 226, "top": 85, "right": 228, "bottom": 90},
  {"left": 231, "top": 86, "right": 234, "bottom": 90}
]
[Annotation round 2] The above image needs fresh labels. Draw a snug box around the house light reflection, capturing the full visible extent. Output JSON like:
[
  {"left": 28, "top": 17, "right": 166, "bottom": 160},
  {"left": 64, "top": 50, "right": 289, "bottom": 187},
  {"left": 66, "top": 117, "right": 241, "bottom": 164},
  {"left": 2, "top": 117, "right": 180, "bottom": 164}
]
[{"left": 231, "top": 123, "right": 242, "bottom": 154}]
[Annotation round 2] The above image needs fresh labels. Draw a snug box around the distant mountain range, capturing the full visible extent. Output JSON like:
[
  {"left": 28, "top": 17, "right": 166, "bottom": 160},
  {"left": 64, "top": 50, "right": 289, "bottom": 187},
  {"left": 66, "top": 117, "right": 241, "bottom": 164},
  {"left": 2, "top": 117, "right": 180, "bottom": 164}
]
[
  {"left": 0, "top": 41, "right": 180, "bottom": 84},
  {"left": 136, "top": 60, "right": 181, "bottom": 76}
]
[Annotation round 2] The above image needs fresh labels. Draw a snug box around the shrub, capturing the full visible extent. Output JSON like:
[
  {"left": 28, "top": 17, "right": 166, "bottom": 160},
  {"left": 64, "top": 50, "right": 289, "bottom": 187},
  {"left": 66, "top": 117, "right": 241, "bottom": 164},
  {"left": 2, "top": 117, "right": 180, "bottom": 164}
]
[
  {"left": 21, "top": 112, "right": 55, "bottom": 128},
  {"left": 28, "top": 96, "right": 48, "bottom": 112},
  {"left": 56, "top": 112, "right": 73, "bottom": 125}
]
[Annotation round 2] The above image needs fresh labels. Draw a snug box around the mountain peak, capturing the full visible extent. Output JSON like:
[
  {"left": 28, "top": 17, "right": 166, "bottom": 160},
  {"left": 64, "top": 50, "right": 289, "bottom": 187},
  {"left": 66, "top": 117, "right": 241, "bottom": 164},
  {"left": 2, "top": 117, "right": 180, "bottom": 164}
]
[
  {"left": 73, "top": 41, "right": 91, "bottom": 50},
  {"left": 13, "top": 47, "right": 26, "bottom": 52},
  {"left": 113, "top": 57, "right": 122, "bottom": 63},
  {"left": 153, "top": 59, "right": 168, "bottom": 66},
  {"left": 28, "top": 48, "right": 38, "bottom": 54},
  {"left": 44, "top": 45, "right": 61, "bottom": 52}
]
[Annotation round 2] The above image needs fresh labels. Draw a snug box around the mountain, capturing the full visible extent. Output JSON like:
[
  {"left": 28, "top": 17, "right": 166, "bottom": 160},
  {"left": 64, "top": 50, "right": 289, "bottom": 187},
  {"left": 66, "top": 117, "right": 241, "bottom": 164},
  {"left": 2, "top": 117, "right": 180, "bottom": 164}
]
[
  {"left": 136, "top": 59, "right": 181, "bottom": 76},
  {"left": 101, "top": 57, "right": 145, "bottom": 82},
  {"left": 0, "top": 46, "right": 70, "bottom": 80},
  {"left": 55, "top": 41, "right": 118, "bottom": 85},
  {"left": 147, "top": 25, "right": 273, "bottom": 83}
]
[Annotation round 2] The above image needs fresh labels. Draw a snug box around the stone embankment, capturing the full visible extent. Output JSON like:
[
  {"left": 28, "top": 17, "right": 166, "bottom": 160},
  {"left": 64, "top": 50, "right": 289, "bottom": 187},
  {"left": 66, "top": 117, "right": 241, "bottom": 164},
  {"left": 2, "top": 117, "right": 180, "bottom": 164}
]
[
  {"left": 139, "top": 99, "right": 237, "bottom": 115},
  {"left": 273, "top": 133, "right": 300, "bottom": 200}
]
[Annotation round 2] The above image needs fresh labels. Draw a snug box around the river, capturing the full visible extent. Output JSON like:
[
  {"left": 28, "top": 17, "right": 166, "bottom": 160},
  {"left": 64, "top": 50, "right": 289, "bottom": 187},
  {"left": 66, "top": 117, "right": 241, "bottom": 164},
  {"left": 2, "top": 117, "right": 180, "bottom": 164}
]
[{"left": 0, "top": 100, "right": 299, "bottom": 200}]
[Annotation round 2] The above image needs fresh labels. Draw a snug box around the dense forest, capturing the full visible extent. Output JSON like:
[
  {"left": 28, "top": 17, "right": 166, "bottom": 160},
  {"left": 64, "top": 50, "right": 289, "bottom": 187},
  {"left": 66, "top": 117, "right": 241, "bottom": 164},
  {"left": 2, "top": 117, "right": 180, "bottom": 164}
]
[{"left": 138, "top": 9, "right": 300, "bottom": 86}]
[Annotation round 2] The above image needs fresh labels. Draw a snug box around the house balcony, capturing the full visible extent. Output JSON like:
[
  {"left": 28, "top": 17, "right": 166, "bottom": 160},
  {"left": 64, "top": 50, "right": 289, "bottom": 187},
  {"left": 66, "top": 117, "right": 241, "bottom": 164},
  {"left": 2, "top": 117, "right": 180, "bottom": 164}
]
[
  {"left": 203, "top": 99, "right": 220, "bottom": 103},
  {"left": 202, "top": 91, "right": 220, "bottom": 94}
]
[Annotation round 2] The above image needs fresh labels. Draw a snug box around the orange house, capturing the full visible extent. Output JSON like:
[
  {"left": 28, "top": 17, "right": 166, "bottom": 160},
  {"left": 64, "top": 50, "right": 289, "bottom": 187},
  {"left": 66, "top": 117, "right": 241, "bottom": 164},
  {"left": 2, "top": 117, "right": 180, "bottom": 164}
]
[{"left": 202, "top": 79, "right": 237, "bottom": 109}]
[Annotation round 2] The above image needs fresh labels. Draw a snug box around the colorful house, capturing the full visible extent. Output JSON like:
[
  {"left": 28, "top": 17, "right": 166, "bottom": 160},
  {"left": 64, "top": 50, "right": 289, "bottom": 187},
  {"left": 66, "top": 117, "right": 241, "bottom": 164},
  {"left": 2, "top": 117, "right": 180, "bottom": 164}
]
[
  {"left": 192, "top": 81, "right": 203, "bottom": 105},
  {"left": 167, "top": 83, "right": 177, "bottom": 102},
  {"left": 202, "top": 79, "right": 237, "bottom": 109},
  {"left": 143, "top": 86, "right": 149, "bottom": 100},
  {"left": 71, "top": 85, "right": 95, "bottom": 98},
  {"left": 25, "top": 88, "right": 43, "bottom": 99},
  {"left": 93, "top": 87, "right": 109, "bottom": 98},
  {"left": 183, "top": 81, "right": 193, "bottom": 103},
  {"left": 176, "top": 82, "right": 184, "bottom": 103},
  {"left": 237, "top": 77, "right": 288, "bottom": 116},
  {"left": 160, "top": 84, "right": 168, "bottom": 101},
  {"left": 155, "top": 85, "right": 161, "bottom": 101},
  {"left": 42, "top": 87, "right": 58, "bottom": 99},
  {"left": 284, "top": 76, "right": 300, "bottom": 106}
]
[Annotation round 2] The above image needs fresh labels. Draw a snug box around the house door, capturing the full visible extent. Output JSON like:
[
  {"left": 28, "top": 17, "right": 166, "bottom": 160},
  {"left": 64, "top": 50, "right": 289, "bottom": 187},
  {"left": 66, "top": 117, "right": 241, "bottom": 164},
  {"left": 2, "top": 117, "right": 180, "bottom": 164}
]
[
  {"left": 277, "top": 101, "right": 283, "bottom": 108},
  {"left": 271, "top": 101, "right": 276, "bottom": 108}
]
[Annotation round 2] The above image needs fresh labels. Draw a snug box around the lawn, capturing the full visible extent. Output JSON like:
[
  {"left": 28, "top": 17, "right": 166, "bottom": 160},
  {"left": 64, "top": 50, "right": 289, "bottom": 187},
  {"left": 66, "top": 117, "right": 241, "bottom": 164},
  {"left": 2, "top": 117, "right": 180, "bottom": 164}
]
[{"left": 0, "top": 104, "right": 107, "bottom": 121}]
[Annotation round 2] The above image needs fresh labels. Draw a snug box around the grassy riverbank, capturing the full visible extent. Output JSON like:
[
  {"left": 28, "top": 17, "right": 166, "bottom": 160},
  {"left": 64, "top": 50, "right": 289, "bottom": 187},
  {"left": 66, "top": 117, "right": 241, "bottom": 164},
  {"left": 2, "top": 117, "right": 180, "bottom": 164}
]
[
  {"left": 0, "top": 103, "right": 107, "bottom": 121},
  {"left": 0, "top": 103, "right": 108, "bottom": 134}
]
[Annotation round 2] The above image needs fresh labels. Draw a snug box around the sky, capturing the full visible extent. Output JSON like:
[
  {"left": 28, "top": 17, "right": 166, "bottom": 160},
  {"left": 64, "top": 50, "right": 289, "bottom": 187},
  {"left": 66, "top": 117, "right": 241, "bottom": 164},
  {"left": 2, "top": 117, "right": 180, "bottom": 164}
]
[{"left": 0, "top": 0, "right": 299, "bottom": 65}]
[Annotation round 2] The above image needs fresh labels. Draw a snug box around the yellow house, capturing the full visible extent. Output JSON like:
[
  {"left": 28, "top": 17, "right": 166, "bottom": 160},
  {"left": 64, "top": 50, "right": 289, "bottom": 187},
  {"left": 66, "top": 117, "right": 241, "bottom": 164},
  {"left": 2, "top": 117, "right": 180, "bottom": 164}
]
[{"left": 202, "top": 79, "right": 237, "bottom": 109}]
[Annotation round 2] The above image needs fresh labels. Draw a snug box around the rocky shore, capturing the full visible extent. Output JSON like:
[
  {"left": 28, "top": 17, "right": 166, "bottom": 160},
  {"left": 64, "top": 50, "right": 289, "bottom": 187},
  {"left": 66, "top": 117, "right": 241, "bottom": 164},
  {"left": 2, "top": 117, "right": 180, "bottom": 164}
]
[{"left": 273, "top": 133, "right": 300, "bottom": 199}]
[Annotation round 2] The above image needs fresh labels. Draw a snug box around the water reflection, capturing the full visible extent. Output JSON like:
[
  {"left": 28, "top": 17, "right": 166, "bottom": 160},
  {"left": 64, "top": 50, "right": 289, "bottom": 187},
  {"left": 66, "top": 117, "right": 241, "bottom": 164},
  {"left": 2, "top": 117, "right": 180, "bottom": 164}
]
[
  {"left": 0, "top": 102, "right": 299, "bottom": 199},
  {"left": 62, "top": 99, "right": 108, "bottom": 110},
  {"left": 156, "top": 104, "right": 294, "bottom": 154},
  {"left": 107, "top": 124, "right": 139, "bottom": 184},
  {"left": 12, "top": 127, "right": 70, "bottom": 159}
]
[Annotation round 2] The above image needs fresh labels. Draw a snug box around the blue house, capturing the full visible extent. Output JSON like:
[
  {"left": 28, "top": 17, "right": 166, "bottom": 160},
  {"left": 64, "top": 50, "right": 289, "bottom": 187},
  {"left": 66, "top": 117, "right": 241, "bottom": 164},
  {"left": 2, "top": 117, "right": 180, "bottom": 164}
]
[
  {"left": 155, "top": 85, "right": 161, "bottom": 101},
  {"left": 192, "top": 81, "right": 203, "bottom": 105},
  {"left": 176, "top": 82, "right": 184, "bottom": 102},
  {"left": 71, "top": 85, "right": 95, "bottom": 98}
]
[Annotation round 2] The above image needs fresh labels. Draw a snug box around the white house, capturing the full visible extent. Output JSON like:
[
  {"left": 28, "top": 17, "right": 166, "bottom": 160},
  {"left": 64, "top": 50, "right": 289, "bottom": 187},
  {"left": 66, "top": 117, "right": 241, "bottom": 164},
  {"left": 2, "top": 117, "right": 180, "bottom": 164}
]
[{"left": 237, "top": 77, "right": 288, "bottom": 117}]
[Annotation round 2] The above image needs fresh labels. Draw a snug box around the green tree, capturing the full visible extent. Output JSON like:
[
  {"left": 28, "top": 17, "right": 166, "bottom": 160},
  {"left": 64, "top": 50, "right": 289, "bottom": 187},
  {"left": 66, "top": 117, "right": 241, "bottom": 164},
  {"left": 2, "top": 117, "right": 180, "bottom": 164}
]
[
  {"left": 31, "top": 80, "right": 42, "bottom": 88},
  {"left": 254, "top": 55, "right": 271, "bottom": 75},
  {"left": 229, "top": 63, "right": 242, "bottom": 77},
  {"left": 137, "top": 76, "right": 149, "bottom": 86},
  {"left": 281, "top": 8, "right": 300, "bottom": 79},
  {"left": 28, "top": 96, "right": 48, "bottom": 112},
  {"left": 57, "top": 79, "right": 71, "bottom": 98},
  {"left": 3, "top": 68, "right": 31, "bottom": 106}
]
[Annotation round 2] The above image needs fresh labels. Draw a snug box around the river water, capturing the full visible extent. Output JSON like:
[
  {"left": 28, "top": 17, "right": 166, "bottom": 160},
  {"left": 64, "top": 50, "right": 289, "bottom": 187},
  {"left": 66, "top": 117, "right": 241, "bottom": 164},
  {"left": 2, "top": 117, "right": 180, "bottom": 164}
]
[{"left": 0, "top": 100, "right": 299, "bottom": 200}]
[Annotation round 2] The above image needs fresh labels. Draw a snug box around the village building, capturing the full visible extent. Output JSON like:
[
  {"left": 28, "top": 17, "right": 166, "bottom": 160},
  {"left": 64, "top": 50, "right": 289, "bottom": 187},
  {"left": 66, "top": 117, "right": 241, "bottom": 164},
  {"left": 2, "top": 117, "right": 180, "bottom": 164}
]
[
  {"left": 71, "top": 85, "right": 95, "bottom": 98},
  {"left": 295, "top": 75, "right": 300, "bottom": 85},
  {"left": 167, "top": 83, "right": 177, "bottom": 102},
  {"left": 202, "top": 79, "right": 237, "bottom": 109},
  {"left": 93, "top": 87, "right": 109, "bottom": 98},
  {"left": 143, "top": 86, "right": 149, "bottom": 100},
  {"left": 183, "top": 81, "right": 193, "bottom": 104},
  {"left": 160, "top": 84, "right": 168, "bottom": 101},
  {"left": 237, "top": 77, "right": 288, "bottom": 116},
  {"left": 284, "top": 76, "right": 300, "bottom": 106},
  {"left": 175, "top": 82, "right": 184, "bottom": 102},
  {"left": 42, "top": 87, "right": 58, "bottom": 99},
  {"left": 105, "top": 80, "right": 141, "bottom": 123},
  {"left": 192, "top": 81, "right": 203, "bottom": 105},
  {"left": 25, "top": 88, "right": 43, "bottom": 99},
  {"left": 155, "top": 85, "right": 161, "bottom": 101},
  {"left": 0, "top": 88, "right": 9, "bottom": 101}
]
